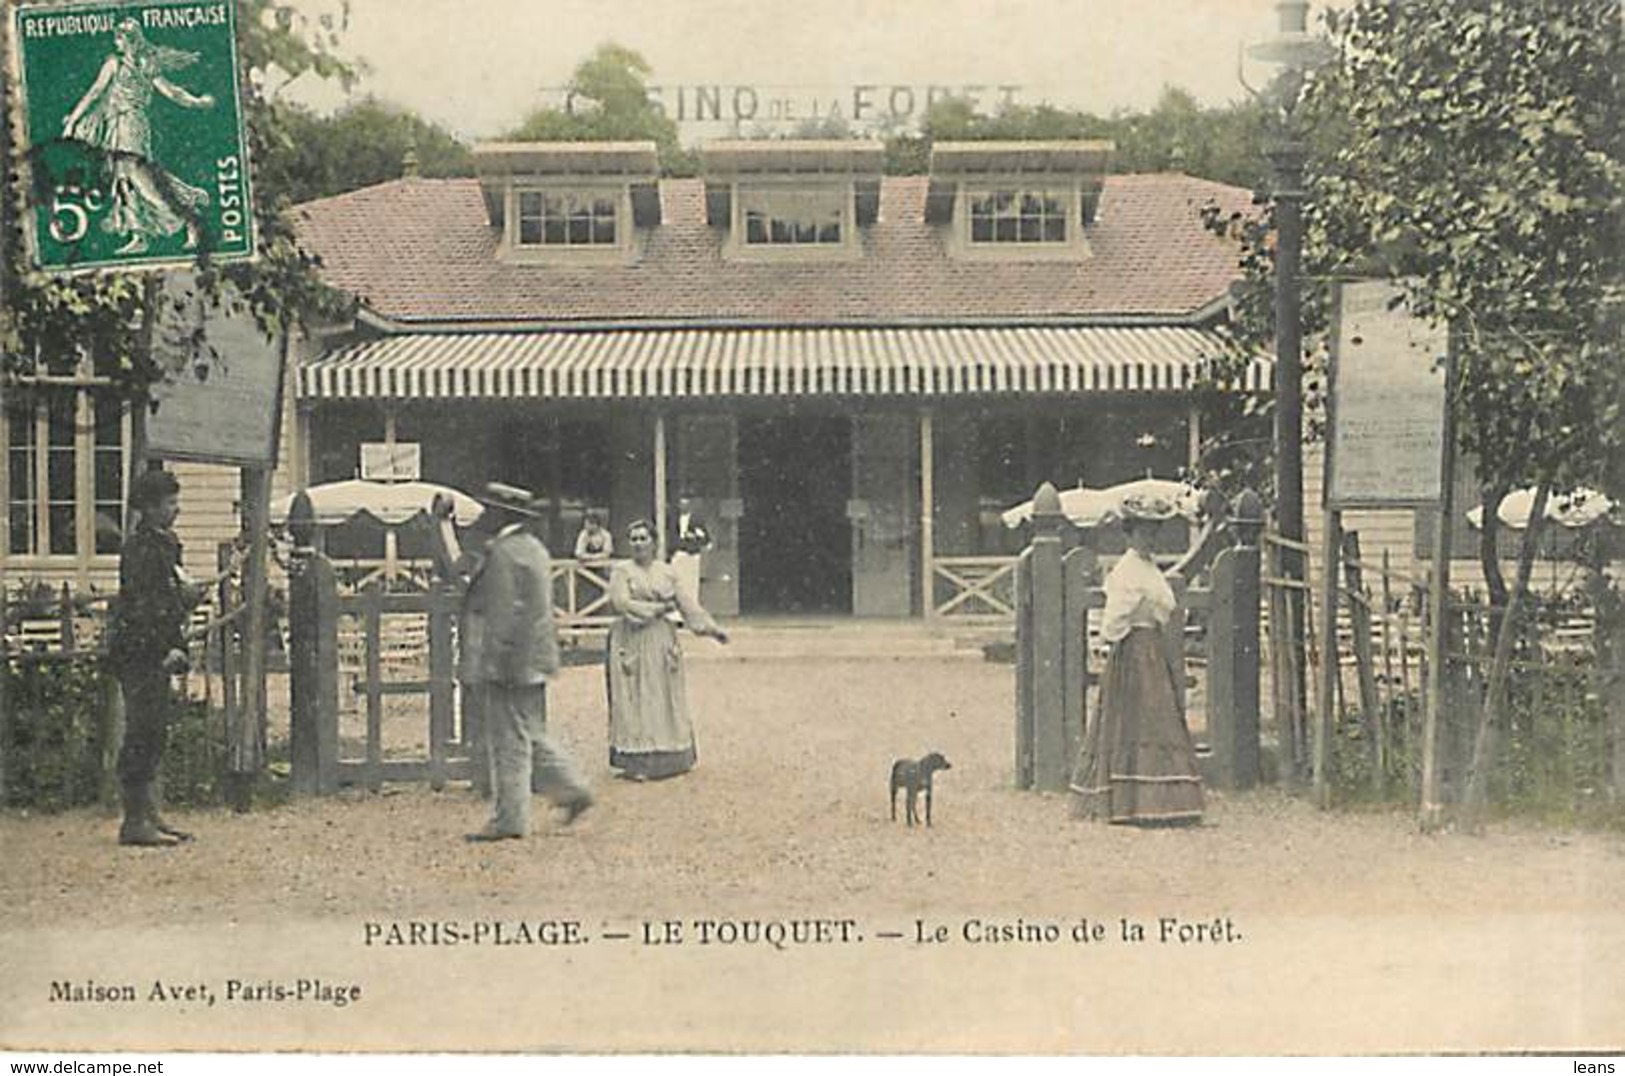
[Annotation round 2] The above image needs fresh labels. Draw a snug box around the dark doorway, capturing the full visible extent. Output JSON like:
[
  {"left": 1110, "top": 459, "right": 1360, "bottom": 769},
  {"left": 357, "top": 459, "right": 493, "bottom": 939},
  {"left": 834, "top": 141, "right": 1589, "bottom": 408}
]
[{"left": 738, "top": 415, "right": 852, "bottom": 614}]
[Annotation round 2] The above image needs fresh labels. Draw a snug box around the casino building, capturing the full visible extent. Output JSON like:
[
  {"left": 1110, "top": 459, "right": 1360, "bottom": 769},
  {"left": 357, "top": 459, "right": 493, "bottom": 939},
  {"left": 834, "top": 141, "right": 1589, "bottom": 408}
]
[{"left": 285, "top": 139, "right": 1267, "bottom": 618}]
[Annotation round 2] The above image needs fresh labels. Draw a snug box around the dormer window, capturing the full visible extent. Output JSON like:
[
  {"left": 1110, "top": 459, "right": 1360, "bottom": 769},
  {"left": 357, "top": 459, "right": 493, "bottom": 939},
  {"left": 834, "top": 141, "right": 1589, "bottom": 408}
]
[
  {"left": 967, "top": 188, "right": 1070, "bottom": 245},
  {"left": 740, "top": 187, "right": 844, "bottom": 246},
  {"left": 516, "top": 190, "right": 619, "bottom": 247},
  {"left": 926, "top": 141, "right": 1113, "bottom": 261},
  {"left": 703, "top": 140, "right": 883, "bottom": 262},
  {"left": 474, "top": 141, "right": 661, "bottom": 265}
]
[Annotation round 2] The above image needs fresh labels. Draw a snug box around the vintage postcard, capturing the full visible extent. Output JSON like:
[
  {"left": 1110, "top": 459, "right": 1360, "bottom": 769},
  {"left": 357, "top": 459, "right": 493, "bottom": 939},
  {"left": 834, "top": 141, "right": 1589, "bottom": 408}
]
[{"left": 1, "top": 0, "right": 1621, "bottom": 1059}]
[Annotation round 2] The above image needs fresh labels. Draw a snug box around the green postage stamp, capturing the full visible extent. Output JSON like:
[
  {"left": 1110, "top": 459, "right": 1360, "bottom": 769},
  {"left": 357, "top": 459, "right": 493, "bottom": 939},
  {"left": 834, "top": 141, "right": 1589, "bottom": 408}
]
[{"left": 9, "top": 0, "right": 254, "bottom": 272}]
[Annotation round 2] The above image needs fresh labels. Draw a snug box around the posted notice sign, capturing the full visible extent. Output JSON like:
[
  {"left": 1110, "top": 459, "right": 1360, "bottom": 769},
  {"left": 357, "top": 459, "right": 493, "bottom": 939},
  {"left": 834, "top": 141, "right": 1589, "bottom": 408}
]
[
  {"left": 11, "top": 1, "right": 255, "bottom": 273},
  {"left": 146, "top": 276, "right": 283, "bottom": 467},
  {"left": 1328, "top": 279, "right": 1449, "bottom": 508}
]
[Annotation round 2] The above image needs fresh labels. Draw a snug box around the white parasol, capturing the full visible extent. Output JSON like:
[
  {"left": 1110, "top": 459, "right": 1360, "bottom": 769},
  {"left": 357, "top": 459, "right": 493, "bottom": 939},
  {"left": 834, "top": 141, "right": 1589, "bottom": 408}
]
[
  {"left": 1465, "top": 487, "right": 1616, "bottom": 531},
  {"left": 271, "top": 479, "right": 485, "bottom": 527},
  {"left": 1002, "top": 477, "right": 1206, "bottom": 529}
]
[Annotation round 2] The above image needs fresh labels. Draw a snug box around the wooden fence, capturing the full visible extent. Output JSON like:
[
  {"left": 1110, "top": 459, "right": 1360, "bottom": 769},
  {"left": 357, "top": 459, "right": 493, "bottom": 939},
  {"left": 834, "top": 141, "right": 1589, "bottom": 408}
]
[
  {"left": 1263, "top": 525, "right": 1624, "bottom": 809},
  {"left": 0, "top": 567, "right": 250, "bottom": 808}
]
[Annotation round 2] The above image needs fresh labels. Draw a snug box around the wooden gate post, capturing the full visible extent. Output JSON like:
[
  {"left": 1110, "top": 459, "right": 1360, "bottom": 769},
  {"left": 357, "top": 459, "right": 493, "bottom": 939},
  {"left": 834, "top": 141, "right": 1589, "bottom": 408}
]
[
  {"left": 1061, "top": 543, "right": 1098, "bottom": 779},
  {"left": 1028, "top": 483, "right": 1069, "bottom": 792},
  {"left": 97, "top": 666, "right": 124, "bottom": 810},
  {"left": 427, "top": 585, "right": 456, "bottom": 792},
  {"left": 1207, "top": 489, "right": 1263, "bottom": 790},
  {"left": 1014, "top": 547, "right": 1035, "bottom": 789},
  {"left": 288, "top": 494, "right": 340, "bottom": 795}
]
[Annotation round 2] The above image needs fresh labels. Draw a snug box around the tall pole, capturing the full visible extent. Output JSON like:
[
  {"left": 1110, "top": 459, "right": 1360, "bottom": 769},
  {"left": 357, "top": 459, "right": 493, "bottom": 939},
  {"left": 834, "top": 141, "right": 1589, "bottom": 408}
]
[
  {"left": 1271, "top": 138, "right": 1310, "bottom": 783},
  {"left": 653, "top": 413, "right": 668, "bottom": 561},
  {"left": 0, "top": 3, "right": 10, "bottom": 324}
]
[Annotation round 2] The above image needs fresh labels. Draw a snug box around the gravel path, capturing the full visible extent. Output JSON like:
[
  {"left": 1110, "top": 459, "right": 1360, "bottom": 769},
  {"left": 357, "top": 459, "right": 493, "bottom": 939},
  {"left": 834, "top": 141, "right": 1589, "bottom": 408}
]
[{"left": 4, "top": 656, "right": 1621, "bottom": 929}]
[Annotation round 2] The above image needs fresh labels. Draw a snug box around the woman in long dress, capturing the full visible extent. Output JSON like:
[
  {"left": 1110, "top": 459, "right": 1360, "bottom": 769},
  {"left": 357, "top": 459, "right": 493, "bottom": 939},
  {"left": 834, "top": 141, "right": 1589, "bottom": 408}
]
[
  {"left": 1069, "top": 492, "right": 1205, "bottom": 825},
  {"left": 60, "top": 19, "right": 215, "bottom": 254},
  {"left": 606, "top": 519, "right": 728, "bottom": 780}
]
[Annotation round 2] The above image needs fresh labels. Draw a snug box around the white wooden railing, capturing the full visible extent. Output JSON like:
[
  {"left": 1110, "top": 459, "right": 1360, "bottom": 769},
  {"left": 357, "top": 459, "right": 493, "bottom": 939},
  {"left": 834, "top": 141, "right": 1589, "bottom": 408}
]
[{"left": 930, "top": 555, "right": 1019, "bottom": 621}]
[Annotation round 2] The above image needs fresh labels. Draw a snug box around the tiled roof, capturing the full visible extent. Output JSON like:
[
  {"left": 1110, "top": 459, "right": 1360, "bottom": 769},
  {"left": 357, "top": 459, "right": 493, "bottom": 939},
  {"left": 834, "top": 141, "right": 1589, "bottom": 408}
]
[{"left": 290, "top": 173, "right": 1252, "bottom": 325}]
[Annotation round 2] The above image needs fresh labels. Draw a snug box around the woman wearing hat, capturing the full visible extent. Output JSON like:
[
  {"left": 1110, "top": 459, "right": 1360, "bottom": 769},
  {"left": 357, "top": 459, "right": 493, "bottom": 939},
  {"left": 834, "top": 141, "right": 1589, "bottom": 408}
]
[{"left": 1069, "top": 491, "right": 1204, "bottom": 825}]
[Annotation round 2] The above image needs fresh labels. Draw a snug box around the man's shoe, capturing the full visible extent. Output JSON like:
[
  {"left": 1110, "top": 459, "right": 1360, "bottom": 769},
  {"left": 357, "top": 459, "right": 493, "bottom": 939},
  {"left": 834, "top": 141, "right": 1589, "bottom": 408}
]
[
  {"left": 464, "top": 826, "right": 524, "bottom": 843},
  {"left": 149, "top": 810, "right": 194, "bottom": 842},
  {"left": 119, "top": 821, "right": 180, "bottom": 848},
  {"left": 559, "top": 794, "right": 594, "bottom": 826}
]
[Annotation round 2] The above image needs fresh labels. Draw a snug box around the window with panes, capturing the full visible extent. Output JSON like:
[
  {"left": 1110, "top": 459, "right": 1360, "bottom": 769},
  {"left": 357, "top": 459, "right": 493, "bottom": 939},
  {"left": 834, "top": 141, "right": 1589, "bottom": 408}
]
[
  {"left": 967, "top": 189, "right": 1070, "bottom": 245},
  {"left": 4, "top": 387, "right": 126, "bottom": 558},
  {"left": 515, "top": 190, "right": 619, "bottom": 247},
  {"left": 740, "top": 186, "right": 845, "bottom": 246}
]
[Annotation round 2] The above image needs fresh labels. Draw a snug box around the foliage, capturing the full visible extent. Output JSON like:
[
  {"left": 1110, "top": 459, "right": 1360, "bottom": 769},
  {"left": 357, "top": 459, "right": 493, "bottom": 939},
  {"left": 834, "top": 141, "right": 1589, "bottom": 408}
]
[
  {"left": 1, "top": 0, "right": 361, "bottom": 403},
  {"left": 1326, "top": 582, "right": 1625, "bottom": 829},
  {"left": 883, "top": 87, "right": 1272, "bottom": 189},
  {"left": 1299, "top": 0, "right": 1624, "bottom": 823},
  {"left": 1, "top": 656, "right": 231, "bottom": 811},
  {"left": 158, "top": 696, "right": 224, "bottom": 806},
  {"left": 259, "top": 97, "right": 474, "bottom": 206},
  {"left": 505, "top": 43, "right": 696, "bottom": 175},
  {"left": 2, "top": 658, "right": 107, "bottom": 810},
  {"left": 1309, "top": 0, "right": 1625, "bottom": 505}
]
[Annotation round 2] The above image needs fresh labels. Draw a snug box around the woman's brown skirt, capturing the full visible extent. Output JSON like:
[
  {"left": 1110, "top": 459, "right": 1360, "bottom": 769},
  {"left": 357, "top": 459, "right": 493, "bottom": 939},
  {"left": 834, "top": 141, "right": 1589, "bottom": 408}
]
[{"left": 1070, "top": 626, "right": 1204, "bottom": 825}]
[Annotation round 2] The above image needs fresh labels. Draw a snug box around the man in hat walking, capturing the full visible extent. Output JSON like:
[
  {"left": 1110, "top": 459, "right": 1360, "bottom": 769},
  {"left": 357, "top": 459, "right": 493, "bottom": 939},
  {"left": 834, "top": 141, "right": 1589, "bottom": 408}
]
[
  {"left": 109, "top": 469, "right": 202, "bottom": 847},
  {"left": 462, "top": 482, "right": 593, "bottom": 841}
]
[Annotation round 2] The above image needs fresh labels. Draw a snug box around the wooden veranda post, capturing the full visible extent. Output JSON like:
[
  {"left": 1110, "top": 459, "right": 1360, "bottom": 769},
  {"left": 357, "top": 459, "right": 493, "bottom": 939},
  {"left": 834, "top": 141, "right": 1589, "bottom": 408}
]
[
  {"left": 654, "top": 414, "right": 669, "bottom": 561},
  {"left": 920, "top": 412, "right": 935, "bottom": 620}
]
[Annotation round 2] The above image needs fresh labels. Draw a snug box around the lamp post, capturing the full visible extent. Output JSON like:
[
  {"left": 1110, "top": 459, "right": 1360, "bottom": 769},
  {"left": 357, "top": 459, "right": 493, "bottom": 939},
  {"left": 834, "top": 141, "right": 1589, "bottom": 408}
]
[{"left": 1246, "top": 0, "right": 1333, "bottom": 785}]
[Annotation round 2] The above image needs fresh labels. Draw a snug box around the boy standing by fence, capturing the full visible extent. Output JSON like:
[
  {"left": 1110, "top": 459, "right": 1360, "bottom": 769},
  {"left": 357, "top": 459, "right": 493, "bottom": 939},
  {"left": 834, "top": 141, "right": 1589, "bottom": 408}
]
[{"left": 109, "top": 469, "right": 202, "bottom": 847}]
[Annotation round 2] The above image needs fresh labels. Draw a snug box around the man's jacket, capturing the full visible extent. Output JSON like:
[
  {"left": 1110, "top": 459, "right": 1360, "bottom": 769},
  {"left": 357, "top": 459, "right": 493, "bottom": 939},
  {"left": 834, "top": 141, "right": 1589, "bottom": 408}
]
[
  {"left": 459, "top": 528, "right": 560, "bottom": 686},
  {"left": 110, "top": 523, "right": 188, "bottom": 671}
]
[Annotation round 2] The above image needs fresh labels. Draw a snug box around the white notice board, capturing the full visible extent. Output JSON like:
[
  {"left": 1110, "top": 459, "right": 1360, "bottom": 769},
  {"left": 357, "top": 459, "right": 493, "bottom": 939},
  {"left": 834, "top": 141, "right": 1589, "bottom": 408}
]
[
  {"left": 1328, "top": 279, "right": 1449, "bottom": 508},
  {"left": 146, "top": 276, "right": 285, "bottom": 468}
]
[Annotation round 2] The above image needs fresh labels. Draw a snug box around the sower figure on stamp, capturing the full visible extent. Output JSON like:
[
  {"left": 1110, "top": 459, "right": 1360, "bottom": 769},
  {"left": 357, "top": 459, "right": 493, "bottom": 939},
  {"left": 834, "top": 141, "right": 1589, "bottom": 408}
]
[
  {"left": 109, "top": 469, "right": 203, "bottom": 847},
  {"left": 462, "top": 483, "right": 593, "bottom": 841}
]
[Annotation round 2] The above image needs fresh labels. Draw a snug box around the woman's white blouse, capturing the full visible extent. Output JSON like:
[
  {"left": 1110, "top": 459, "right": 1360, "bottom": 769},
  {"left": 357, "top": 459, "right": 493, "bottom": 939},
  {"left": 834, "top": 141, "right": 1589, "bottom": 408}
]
[{"left": 1100, "top": 550, "right": 1176, "bottom": 643}]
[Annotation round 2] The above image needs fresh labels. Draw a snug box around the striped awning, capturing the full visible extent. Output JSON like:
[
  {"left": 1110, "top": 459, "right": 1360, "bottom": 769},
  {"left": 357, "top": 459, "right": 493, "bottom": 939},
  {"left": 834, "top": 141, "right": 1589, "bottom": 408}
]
[{"left": 300, "top": 326, "right": 1271, "bottom": 401}]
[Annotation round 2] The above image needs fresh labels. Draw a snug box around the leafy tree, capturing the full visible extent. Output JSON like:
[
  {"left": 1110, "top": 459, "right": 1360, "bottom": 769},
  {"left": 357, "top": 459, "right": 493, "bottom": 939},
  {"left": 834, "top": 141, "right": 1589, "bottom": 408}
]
[
  {"left": 1207, "top": 0, "right": 1624, "bottom": 823},
  {"left": 1310, "top": 0, "right": 1623, "bottom": 826},
  {"left": 260, "top": 97, "right": 474, "bottom": 205},
  {"left": 886, "top": 88, "right": 1271, "bottom": 189},
  {"left": 505, "top": 43, "right": 695, "bottom": 174}
]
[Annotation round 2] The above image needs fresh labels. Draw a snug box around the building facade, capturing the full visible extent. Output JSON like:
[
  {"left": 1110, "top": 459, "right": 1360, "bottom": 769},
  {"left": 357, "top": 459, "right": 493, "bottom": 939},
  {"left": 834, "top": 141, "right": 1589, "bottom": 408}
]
[{"left": 285, "top": 139, "right": 1268, "bottom": 618}]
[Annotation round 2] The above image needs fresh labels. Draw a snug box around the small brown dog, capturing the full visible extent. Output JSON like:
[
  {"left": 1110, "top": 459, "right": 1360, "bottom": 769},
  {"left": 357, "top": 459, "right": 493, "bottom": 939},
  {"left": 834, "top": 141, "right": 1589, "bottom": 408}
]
[{"left": 890, "top": 752, "right": 952, "bottom": 827}]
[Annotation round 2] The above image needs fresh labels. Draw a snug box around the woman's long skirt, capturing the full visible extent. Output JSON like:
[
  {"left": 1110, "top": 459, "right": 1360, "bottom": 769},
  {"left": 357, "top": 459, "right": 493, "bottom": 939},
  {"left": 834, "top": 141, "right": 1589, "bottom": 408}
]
[
  {"left": 1069, "top": 626, "right": 1204, "bottom": 825},
  {"left": 605, "top": 616, "right": 697, "bottom": 779}
]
